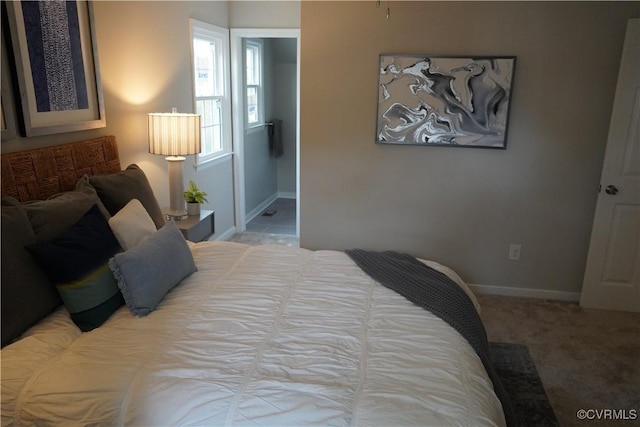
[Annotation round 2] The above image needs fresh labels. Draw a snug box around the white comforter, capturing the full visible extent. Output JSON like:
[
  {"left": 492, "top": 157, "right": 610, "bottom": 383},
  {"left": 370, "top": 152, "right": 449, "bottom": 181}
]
[{"left": 1, "top": 242, "right": 504, "bottom": 426}]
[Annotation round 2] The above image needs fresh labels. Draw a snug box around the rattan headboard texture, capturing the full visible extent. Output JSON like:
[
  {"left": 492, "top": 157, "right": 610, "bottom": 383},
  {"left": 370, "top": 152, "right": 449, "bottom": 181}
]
[{"left": 1, "top": 135, "right": 120, "bottom": 202}]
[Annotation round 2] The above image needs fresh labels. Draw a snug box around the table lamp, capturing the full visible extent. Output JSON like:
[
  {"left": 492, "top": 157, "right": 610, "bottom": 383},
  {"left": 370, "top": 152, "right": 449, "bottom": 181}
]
[{"left": 148, "top": 108, "right": 201, "bottom": 219}]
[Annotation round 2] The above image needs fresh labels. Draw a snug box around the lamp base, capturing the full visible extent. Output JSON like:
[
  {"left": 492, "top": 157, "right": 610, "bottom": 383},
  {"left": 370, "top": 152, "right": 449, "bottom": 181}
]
[
  {"left": 166, "top": 156, "right": 187, "bottom": 221},
  {"left": 165, "top": 210, "right": 188, "bottom": 221}
]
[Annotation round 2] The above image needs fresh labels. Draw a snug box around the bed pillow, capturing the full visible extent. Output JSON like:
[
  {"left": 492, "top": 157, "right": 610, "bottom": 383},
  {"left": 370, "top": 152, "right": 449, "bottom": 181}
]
[
  {"left": 9, "top": 188, "right": 109, "bottom": 243},
  {"left": 1, "top": 205, "right": 62, "bottom": 347},
  {"left": 26, "top": 205, "right": 125, "bottom": 332},
  {"left": 88, "top": 164, "right": 165, "bottom": 230},
  {"left": 109, "top": 220, "right": 196, "bottom": 317},
  {"left": 108, "top": 199, "right": 157, "bottom": 250},
  {"left": 75, "top": 175, "right": 112, "bottom": 218}
]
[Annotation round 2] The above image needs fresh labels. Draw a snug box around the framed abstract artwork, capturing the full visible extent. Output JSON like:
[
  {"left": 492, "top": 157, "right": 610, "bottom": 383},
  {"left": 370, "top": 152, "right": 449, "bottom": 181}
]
[
  {"left": 5, "top": 0, "right": 105, "bottom": 137},
  {"left": 376, "top": 54, "right": 516, "bottom": 149}
]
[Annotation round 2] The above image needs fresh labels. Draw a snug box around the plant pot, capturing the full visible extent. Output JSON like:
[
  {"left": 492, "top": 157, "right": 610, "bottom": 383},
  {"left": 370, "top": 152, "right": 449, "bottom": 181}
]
[{"left": 186, "top": 202, "right": 200, "bottom": 217}]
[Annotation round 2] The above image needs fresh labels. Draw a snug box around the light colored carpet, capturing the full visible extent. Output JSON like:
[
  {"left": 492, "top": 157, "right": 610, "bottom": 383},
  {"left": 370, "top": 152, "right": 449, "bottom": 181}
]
[
  {"left": 478, "top": 294, "right": 640, "bottom": 427},
  {"left": 227, "top": 231, "right": 299, "bottom": 247}
]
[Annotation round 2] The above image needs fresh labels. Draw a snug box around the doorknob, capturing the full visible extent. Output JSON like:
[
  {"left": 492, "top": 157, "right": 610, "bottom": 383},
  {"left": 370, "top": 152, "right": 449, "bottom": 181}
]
[{"left": 605, "top": 185, "right": 619, "bottom": 195}]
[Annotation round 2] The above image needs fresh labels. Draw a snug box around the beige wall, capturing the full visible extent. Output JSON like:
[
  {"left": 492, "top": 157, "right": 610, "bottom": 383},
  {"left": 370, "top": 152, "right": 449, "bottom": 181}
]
[
  {"left": 2, "top": 1, "right": 301, "bottom": 241},
  {"left": 95, "top": 0, "right": 234, "bottom": 240},
  {"left": 229, "top": 1, "right": 301, "bottom": 28},
  {"left": 4, "top": 0, "right": 635, "bottom": 294},
  {"left": 300, "top": 1, "right": 639, "bottom": 294},
  {"left": 2, "top": 1, "right": 234, "bottom": 239}
]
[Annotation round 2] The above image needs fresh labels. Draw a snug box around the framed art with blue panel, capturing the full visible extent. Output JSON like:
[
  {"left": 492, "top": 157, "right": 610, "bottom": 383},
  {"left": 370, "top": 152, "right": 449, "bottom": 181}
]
[{"left": 5, "top": 0, "right": 105, "bottom": 137}]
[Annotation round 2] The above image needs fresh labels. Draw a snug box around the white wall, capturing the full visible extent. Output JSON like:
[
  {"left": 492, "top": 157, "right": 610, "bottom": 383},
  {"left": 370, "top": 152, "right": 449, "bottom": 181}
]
[{"left": 300, "top": 1, "right": 640, "bottom": 295}]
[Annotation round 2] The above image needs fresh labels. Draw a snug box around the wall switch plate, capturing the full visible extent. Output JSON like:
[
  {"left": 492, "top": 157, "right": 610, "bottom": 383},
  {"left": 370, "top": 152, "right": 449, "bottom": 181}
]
[{"left": 509, "top": 244, "right": 522, "bottom": 261}]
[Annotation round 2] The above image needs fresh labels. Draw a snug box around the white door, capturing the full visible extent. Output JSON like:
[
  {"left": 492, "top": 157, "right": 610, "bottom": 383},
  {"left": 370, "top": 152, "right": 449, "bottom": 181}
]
[{"left": 580, "top": 19, "right": 640, "bottom": 312}]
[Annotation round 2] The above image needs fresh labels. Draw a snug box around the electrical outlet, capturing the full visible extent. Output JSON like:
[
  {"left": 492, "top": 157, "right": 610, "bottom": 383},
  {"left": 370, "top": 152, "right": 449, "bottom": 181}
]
[{"left": 508, "top": 244, "right": 522, "bottom": 261}]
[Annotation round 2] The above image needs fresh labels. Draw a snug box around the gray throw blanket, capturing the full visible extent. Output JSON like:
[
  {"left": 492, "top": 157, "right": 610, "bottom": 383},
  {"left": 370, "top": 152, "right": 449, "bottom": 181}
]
[{"left": 346, "top": 249, "right": 516, "bottom": 427}]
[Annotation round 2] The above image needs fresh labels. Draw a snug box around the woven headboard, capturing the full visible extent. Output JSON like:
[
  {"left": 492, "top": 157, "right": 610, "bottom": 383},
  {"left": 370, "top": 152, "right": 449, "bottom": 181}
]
[{"left": 1, "top": 135, "right": 120, "bottom": 202}]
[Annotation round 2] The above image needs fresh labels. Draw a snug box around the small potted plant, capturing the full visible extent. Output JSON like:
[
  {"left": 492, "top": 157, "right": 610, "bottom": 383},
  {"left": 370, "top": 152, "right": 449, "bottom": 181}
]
[{"left": 183, "top": 180, "right": 208, "bottom": 216}]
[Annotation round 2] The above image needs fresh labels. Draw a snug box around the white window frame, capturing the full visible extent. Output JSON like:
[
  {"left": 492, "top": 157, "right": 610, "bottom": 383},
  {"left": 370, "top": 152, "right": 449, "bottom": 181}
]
[
  {"left": 189, "top": 19, "right": 232, "bottom": 166},
  {"left": 244, "top": 38, "right": 264, "bottom": 131}
]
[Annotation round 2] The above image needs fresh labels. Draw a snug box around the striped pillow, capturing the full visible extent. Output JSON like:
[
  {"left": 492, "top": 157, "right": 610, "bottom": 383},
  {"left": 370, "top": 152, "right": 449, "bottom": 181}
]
[{"left": 27, "top": 205, "right": 124, "bottom": 331}]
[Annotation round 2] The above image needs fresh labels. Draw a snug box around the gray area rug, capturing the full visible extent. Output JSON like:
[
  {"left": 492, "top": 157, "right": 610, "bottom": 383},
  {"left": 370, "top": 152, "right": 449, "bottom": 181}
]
[{"left": 490, "top": 342, "right": 559, "bottom": 427}]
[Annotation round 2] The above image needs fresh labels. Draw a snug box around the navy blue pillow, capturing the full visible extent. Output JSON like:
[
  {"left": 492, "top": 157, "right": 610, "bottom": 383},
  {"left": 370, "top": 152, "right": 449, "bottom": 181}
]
[{"left": 27, "top": 205, "right": 124, "bottom": 331}]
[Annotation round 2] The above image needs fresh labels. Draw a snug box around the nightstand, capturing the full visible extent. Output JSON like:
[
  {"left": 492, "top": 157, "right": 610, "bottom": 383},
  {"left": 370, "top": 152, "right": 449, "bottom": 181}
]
[{"left": 172, "top": 210, "right": 215, "bottom": 242}]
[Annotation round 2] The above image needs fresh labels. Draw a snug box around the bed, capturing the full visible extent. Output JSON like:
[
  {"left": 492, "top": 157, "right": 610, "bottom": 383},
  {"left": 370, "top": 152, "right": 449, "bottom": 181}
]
[{"left": 1, "top": 136, "right": 508, "bottom": 426}]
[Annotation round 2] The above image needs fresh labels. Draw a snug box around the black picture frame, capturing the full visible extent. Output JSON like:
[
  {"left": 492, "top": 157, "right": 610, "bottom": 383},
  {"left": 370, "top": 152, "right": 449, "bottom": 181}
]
[{"left": 376, "top": 54, "right": 516, "bottom": 149}]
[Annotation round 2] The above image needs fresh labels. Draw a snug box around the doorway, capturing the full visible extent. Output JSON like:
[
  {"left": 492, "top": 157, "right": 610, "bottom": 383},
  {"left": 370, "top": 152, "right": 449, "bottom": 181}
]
[{"left": 230, "top": 29, "right": 300, "bottom": 237}]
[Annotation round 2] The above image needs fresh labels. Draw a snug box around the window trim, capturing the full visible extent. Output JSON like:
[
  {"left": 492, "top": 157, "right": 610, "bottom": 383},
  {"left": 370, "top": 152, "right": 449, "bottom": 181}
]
[
  {"left": 189, "top": 19, "right": 232, "bottom": 166},
  {"left": 244, "top": 38, "right": 264, "bottom": 131}
]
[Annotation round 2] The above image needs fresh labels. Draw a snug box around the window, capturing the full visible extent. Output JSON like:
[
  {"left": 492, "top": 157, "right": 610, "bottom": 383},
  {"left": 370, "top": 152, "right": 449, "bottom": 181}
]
[
  {"left": 245, "top": 39, "right": 263, "bottom": 128},
  {"left": 190, "top": 20, "right": 231, "bottom": 164}
]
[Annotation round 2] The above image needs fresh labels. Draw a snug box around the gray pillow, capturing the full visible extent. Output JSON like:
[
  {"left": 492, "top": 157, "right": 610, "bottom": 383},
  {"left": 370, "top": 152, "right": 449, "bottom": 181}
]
[
  {"left": 1, "top": 205, "right": 62, "bottom": 347},
  {"left": 11, "top": 188, "right": 109, "bottom": 243},
  {"left": 75, "top": 175, "right": 112, "bottom": 218},
  {"left": 89, "top": 164, "right": 165, "bottom": 230},
  {"left": 109, "top": 220, "right": 196, "bottom": 316}
]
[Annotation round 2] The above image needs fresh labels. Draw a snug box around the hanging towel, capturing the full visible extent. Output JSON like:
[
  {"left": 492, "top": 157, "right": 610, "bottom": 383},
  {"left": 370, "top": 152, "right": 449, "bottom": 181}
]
[{"left": 268, "top": 119, "right": 284, "bottom": 158}]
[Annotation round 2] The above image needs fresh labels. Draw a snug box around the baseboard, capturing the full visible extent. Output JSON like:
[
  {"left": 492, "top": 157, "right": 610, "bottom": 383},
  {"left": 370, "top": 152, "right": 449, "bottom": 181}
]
[
  {"left": 468, "top": 283, "right": 581, "bottom": 302},
  {"left": 277, "top": 191, "right": 296, "bottom": 199},
  {"left": 213, "top": 226, "right": 237, "bottom": 241},
  {"left": 246, "top": 194, "right": 279, "bottom": 223}
]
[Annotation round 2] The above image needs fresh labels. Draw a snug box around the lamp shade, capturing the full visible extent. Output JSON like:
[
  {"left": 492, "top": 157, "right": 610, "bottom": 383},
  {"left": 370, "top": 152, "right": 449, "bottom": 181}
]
[{"left": 148, "top": 111, "right": 201, "bottom": 156}]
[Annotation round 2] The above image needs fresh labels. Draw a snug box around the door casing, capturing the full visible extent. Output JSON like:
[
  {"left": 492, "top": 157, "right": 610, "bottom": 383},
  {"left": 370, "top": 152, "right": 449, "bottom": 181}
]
[{"left": 230, "top": 28, "right": 300, "bottom": 235}]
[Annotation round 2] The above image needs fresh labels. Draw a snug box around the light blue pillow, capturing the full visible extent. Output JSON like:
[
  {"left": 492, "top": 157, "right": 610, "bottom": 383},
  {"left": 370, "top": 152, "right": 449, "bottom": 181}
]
[{"left": 109, "top": 220, "right": 196, "bottom": 316}]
